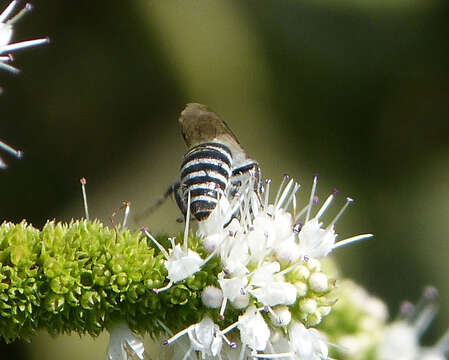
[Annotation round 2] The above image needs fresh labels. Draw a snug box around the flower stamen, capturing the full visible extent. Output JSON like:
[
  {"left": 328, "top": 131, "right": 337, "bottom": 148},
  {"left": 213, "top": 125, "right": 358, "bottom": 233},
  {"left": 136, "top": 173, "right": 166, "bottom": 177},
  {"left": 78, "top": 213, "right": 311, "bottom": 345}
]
[
  {"left": 326, "top": 197, "right": 353, "bottom": 230},
  {"left": 305, "top": 174, "right": 318, "bottom": 222}
]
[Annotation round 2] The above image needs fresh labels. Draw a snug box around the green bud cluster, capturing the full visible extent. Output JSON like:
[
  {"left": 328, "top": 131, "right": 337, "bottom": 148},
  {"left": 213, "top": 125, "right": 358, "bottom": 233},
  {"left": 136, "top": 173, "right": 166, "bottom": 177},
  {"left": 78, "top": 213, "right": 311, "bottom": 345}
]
[
  {"left": 287, "top": 258, "right": 334, "bottom": 327},
  {"left": 319, "top": 280, "right": 387, "bottom": 360},
  {"left": 0, "top": 220, "right": 220, "bottom": 343}
]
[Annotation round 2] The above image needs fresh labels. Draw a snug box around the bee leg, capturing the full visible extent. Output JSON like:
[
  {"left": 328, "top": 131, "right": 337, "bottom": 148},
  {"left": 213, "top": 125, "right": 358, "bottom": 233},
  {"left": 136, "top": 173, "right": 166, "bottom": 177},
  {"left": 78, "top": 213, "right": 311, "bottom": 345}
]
[
  {"left": 135, "top": 181, "right": 180, "bottom": 222},
  {"left": 174, "top": 182, "right": 188, "bottom": 219},
  {"left": 231, "top": 162, "right": 263, "bottom": 200}
]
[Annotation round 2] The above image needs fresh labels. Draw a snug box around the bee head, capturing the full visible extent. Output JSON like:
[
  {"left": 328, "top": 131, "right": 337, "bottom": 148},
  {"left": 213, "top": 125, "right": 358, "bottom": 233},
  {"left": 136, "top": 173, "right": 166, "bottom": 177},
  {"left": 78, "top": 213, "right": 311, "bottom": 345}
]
[{"left": 179, "top": 103, "right": 230, "bottom": 148}]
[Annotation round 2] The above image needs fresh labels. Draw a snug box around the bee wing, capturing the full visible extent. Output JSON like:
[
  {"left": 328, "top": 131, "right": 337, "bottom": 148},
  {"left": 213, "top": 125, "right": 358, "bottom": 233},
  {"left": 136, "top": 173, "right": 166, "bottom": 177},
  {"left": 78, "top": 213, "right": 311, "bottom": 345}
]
[{"left": 179, "top": 103, "right": 248, "bottom": 156}]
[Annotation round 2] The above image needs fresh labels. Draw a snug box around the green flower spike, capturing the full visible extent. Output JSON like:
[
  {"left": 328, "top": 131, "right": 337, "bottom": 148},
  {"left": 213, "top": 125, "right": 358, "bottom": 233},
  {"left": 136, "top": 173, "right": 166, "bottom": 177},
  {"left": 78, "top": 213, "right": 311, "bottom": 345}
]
[{"left": 0, "top": 220, "right": 220, "bottom": 343}]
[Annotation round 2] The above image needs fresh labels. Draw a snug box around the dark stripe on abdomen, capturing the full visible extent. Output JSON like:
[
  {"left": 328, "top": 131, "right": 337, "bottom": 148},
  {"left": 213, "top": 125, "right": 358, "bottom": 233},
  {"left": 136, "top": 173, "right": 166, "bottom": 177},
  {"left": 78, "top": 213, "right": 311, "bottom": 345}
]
[
  {"left": 184, "top": 175, "right": 227, "bottom": 191},
  {"left": 191, "top": 200, "right": 217, "bottom": 220},
  {"left": 181, "top": 146, "right": 232, "bottom": 169},
  {"left": 181, "top": 162, "right": 229, "bottom": 179}
]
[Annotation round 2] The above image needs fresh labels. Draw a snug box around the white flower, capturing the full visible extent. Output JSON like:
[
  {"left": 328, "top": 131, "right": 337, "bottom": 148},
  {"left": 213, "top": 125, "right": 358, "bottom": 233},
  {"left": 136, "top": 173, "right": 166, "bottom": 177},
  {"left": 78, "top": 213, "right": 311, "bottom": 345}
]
[
  {"left": 377, "top": 287, "right": 449, "bottom": 360},
  {"left": 219, "top": 233, "right": 250, "bottom": 275},
  {"left": 142, "top": 194, "right": 212, "bottom": 293},
  {"left": 164, "top": 317, "right": 234, "bottom": 359},
  {"left": 288, "top": 322, "right": 329, "bottom": 360},
  {"left": 219, "top": 271, "right": 248, "bottom": 302},
  {"left": 254, "top": 322, "right": 329, "bottom": 360},
  {"left": 248, "top": 262, "right": 297, "bottom": 307},
  {"left": 0, "top": 1, "right": 49, "bottom": 74},
  {"left": 237, "top": 306, "right": 271, "bottom": 352},
  {"left": 165, "top": 243, "right": 203, "bottom": 282},
  {"left": 378, "top": 321, "right": 419, "bottom": 360},
  {"left": 297, "top": 217, "right": 336, "bottom": 258},
  {"left": 269, "top": 306, "right": 292, "bottom": 327},
  {"left": 188, "top": 317, "right": 223, "bottom": 357},
  {"left": 106, "top": 322, "right": 145, "bottom": 360}
]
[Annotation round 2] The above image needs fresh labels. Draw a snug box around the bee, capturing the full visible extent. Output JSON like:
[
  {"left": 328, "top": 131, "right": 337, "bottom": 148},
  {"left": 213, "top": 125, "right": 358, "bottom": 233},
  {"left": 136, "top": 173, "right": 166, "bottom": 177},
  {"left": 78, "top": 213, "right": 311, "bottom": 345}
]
[
  {"left": 137, "top": 103, "right": 261, "bottom": 223},
  {"left": 174, "top": 103, "right": 262, "bottom": 221}
]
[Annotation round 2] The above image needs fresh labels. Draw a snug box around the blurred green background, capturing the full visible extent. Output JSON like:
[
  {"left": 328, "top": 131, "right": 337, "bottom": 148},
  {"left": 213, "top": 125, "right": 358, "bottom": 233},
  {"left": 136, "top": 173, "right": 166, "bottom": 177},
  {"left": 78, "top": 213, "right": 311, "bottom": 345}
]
[{"left": 0, "top": 0, "right": 448, "bottom": 359}]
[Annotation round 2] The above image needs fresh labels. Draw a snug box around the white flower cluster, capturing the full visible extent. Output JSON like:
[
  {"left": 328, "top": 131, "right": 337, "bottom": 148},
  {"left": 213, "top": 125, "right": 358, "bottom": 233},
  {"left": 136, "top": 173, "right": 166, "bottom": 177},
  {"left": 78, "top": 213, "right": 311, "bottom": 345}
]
[
  {"left": 140, "top": 174, "right": 373, "bottom": 360},
  {"left": 0, "top": 0, "right": 48, "bottom": 75},
  {"left": 377, "top": 287, "right": 449, "bottom": 360},
  {"left": 1, "top": 1, "right": 48, "bottom": 168}
]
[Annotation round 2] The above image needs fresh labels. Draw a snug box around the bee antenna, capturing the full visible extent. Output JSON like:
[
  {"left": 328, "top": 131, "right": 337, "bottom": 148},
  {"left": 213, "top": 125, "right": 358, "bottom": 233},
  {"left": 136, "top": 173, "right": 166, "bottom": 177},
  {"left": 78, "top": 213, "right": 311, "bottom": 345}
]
[{"left": 134, "top": 182, "right": 177, "bottom": 222}]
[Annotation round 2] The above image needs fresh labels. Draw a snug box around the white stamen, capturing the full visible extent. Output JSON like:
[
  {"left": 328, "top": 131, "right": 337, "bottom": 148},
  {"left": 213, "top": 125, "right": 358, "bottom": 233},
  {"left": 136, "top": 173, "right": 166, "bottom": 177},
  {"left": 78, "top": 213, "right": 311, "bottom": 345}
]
[
  {"left": 294, "top": 204, "right": 309, "bottom": 223},
  {"left": 0, "top": 61, "right": 18, "bottom": 73},
  {"left": 315, "top": 193, "right": 334, "bottom": 220},
  {"left": 79, "top": 177, "right": 89, "bottom": 220},
  {"left": 122, "top": 202, "right": 130, "bottom": 228},
  {"left": 219, "top": 297, "right": 228, "bottom": 319},
  {"left": 183, "top": 191, "right": 191, "bottom": 253},
  {"left": 274, "top": 175, "right": 288, "bottom": 206},
  {"left": 0, "top": 1, "right": 17, "bottom": 23},
  {"left": 200, "top": 246, "right": 219, "bottom": 267},
  {"left": 153, "top": 280, "right": 173, "bottom": 294},
  {"left": 276, "top": 178, "right": 294, "bottom": 210},
  {"left": 164, "top": 325, "right": 194, "bottom": 345},
  {"left": 333, "top": 233, "right": 373, "bottom": 249},
  {"left": 413, "top": 299, "right": 438, "bottom": 337},
  {"left": 0, "top": 139, "right": 23, "bottom": 158},
  {"left": 0, "top": 37, "right": 49, "bottom": 54},
  {"left": 7, "top": 3, "right": 32, "bottom": 25},
  {"left": 284, "top": 182, "right": 300, "bottom": 212},
  {"left": 305, "top": 175, "right": 318, "bottom": 222},
  {"left": 221, "top": 320, "right": 238, "bottom": 335},
  {"left": 221, "top": 333, "right": 236, "bottom": 348},
  {"left": 156, "top": 319, "right": 173, "bottom": 337},
  {"left": 435, "top": 329, "right": 449, "bottom": 353},
  {"left": 264, "top": 179, "right": 271, "bottom": 209},
  {"left": 327, "top": 197, "right": 353, "bottom": 230},
  {"left": 142, "top": 229, "right": 169, "bottom": 259}
]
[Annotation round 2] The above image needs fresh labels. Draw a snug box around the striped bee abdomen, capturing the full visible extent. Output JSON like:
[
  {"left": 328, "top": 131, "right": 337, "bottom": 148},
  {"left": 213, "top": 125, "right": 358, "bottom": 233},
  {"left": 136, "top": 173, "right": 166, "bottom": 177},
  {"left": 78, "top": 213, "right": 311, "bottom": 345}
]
[{"left": 178, "top": 142, "right": 232, "bottom": 221}]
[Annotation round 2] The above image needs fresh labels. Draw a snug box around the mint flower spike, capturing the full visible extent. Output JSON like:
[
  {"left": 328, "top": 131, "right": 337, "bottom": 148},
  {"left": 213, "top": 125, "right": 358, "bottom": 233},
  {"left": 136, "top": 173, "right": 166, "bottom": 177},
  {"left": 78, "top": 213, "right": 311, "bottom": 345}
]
[
  {"left": 377, "top": 286, "right": 449, "bottom": 360},
  {"left": 0, "top": 0, "right": 49, "bottom": 74}
]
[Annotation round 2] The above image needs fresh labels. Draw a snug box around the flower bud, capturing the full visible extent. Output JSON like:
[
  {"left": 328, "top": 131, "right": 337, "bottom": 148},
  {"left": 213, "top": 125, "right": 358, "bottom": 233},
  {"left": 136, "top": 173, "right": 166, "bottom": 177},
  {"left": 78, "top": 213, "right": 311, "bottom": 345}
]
[{"left": 309, "top": 272, "right": 329, "bottom": 294}]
